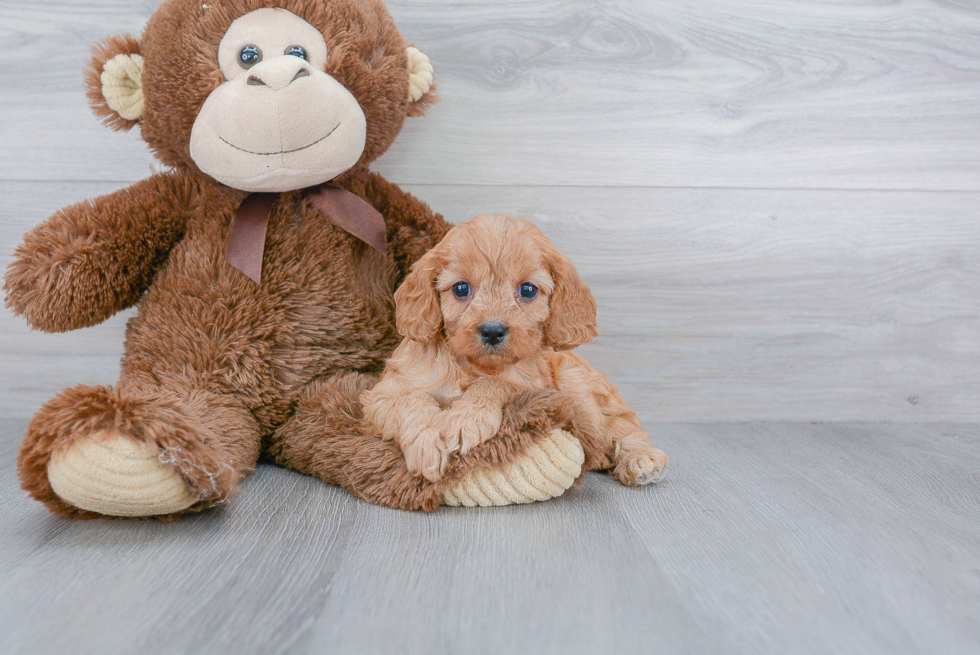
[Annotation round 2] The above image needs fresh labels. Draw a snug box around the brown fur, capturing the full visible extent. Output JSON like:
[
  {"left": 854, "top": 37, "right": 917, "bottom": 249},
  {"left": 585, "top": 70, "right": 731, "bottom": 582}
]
[
  {"left": 362, "top": 215, "right": 668, "bottom": 484},
  {"left": 87, "top": 34, "right": 143, "bottom": 132},
  {"left": 5, "top": 0, "right": 563, "bottom": 519},
  {"left": 94, "top": 0, "right": 435, "bottom": 171},
  {"left": 19, "top": 383, "right": 257, "bottom": 519},
  {"left": 267, "top": 372, "right": 608, "bottom": 511}
]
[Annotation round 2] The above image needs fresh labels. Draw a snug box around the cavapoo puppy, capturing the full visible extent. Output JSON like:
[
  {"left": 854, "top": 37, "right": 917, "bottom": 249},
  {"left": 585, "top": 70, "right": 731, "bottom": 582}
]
[{"left": 362, "top": 214, "right": 669, "bottom": 486}]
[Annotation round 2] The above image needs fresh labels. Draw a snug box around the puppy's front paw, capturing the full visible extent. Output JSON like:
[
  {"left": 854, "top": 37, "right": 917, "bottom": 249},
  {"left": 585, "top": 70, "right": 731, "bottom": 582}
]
[
  {"left": 613, "top": 447, "right": 669, "bottom": 486},
  {"left": 402, "top": 427, "right": 450, "bottom": 482},
  {"left": 360, "top": 398, "right": 401, "bottom": 442},
  {"left": 438, "top": 405, "right": 502, "bottom": 456}
]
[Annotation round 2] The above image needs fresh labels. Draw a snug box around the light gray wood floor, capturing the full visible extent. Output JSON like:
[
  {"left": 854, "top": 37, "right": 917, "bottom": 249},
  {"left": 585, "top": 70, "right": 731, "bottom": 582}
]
[{"left": 1, "top": 419, "right": 978, "bottom": 655}]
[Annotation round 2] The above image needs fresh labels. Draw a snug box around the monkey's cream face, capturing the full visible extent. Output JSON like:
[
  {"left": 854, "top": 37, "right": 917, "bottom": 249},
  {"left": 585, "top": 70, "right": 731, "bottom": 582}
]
[{"left": 189, "top": 8, "right": 367, "bottom": 193}]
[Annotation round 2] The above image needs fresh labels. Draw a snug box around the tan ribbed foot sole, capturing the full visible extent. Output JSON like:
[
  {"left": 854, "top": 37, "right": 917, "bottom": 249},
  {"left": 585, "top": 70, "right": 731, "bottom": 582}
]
[
  {"left": 48, "top": 432, "right": 197, "bottom": 517},
  {"left": 441, "top": 429, "right": 585, "bottom": 507}
]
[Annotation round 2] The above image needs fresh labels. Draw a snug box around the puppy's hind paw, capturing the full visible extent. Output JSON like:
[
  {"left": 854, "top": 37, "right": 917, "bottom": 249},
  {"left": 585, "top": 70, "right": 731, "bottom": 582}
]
[{"left": 613, "top": 447, "right": 669, "bottom": 486}]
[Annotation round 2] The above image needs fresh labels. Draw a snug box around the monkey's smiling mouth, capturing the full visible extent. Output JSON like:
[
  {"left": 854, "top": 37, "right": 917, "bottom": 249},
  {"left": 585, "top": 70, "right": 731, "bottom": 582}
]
[{"left": 219, "top": 123, "right": 341, "bottom": 156}]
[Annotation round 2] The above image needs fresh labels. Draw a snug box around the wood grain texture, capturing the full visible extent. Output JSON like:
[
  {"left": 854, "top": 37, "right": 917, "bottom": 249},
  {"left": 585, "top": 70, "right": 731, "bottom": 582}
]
[
  {"left": 1, "top": 419, "right": 978, "bottom": 655},
  {"left": 1, "top": 0, "right": 979, "bottom": 188},
  {"left": 4, "top": 181, "right": 978, "bottom": 421}
]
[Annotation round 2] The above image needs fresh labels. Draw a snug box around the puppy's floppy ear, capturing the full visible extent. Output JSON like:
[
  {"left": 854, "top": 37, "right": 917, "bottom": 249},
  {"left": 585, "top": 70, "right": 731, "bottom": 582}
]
[
  {"left": 86, "top": 35, "right": 144, "bottom": 131},
  {"left": 544, "top": 246, "right": 598, "bottom": 351},
  {"left": 395, "top": 247, "right": 444, "bottom": 342}
]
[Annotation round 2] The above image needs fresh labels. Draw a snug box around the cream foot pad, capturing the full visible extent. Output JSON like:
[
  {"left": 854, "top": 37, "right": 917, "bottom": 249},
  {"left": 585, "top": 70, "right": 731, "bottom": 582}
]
[
  {"left": 48, "top": 433, "right": 197, "bottom": 517},
  {"left": 442, "top": 429, "right": 585, "bottom": 507}
]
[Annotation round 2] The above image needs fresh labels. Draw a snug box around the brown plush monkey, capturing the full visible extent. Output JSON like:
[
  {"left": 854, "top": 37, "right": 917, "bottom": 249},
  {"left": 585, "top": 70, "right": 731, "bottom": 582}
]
[{"left": 4, "top": 0, "right": 596, "bottom": 518}]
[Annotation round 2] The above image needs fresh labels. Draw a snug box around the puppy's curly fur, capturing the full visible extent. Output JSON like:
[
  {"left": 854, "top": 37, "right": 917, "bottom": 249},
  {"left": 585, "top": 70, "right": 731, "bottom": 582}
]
[{"left": 362, "top": 214, "right": 669, "bottom": 484}]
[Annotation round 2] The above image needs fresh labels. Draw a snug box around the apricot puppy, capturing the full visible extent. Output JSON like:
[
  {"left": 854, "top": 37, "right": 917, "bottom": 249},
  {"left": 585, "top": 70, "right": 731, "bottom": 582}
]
[{"left": 362, "top": 214, "right": 669, "bottom": 485}]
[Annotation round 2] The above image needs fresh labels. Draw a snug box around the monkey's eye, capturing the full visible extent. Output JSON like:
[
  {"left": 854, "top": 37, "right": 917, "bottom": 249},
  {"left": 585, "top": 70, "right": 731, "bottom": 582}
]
[
  {"left": 285, "top": 45, "right": 308, "bottom": 60},
  {"left": 519, "top": 282, "right": 539, "bottom": 300},
  {"left": 452, "top": 282, "right": 471, "bottom": 299},
  {"left": 238, "top": 45, "right": 262, "bottom": 68}
]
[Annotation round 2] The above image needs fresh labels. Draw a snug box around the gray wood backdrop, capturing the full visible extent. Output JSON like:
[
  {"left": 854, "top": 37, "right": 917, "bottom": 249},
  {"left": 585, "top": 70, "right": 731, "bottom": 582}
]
[{"left": 2, "top": 0, "right": 979, "bottom": 421}]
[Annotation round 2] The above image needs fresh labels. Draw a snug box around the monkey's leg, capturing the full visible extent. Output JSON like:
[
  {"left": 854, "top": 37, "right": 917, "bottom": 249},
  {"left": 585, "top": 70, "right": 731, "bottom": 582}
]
[
  {"left": 19, "top": 377, "right": 261, "bottom": 519},
  {"left": 267, "top": 372, "right": 592, "bottom": 510}
]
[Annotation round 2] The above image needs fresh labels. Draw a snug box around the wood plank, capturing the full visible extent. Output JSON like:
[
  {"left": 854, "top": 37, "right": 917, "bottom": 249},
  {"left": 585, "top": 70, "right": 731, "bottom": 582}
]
[
  {"left": 4, "top": 181, "right": 977, "bottom": 421},
  {"left": 1, "top": 1, "right": 979, "bottom": 189},
  {"left": 613, "top": 422, "right": 980, "bottom": 655},
  {"left": 1, "top": 420, "right": 978, "bottom": 654}
]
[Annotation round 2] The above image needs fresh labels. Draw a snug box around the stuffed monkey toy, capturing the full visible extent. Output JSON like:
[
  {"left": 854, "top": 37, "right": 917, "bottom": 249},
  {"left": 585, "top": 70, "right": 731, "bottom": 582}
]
[{"left": 4, "top": 0, "right": 597, "bottom": 518}]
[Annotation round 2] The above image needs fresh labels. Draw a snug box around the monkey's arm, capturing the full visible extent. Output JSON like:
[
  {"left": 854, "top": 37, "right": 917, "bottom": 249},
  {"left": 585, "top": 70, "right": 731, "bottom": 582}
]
[{"left": 4, "top": 172, "right": 193, "bottom": 332}]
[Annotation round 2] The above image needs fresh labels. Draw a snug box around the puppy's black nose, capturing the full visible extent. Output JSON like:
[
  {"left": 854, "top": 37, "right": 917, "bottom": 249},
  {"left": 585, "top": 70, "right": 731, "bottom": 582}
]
[{"left": 479, "top": 322, "right": 508, "bottom": 347}]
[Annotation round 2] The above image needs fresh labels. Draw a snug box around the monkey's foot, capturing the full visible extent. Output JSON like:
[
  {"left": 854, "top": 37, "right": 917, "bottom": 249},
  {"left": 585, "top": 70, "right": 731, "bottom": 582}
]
[
  {"left": 441, "top": 429, "right": 585, "bottom": 507},
  {"left": 48, "top": 432, "right": 197, "bottom": 517}
]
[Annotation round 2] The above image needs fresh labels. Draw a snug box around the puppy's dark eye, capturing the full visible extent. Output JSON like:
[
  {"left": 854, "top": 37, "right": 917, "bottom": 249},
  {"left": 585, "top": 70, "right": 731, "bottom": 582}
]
[
  {"left": 285, "top": 45, "right": 307, "bottom": 60},
  {"left": 519, "top": 282, "right": 539, "bottom": 300},
  {"left": 452, "top": 281, "right": 471, "bottom": 299},
  {"left": 239, "top": 45, "right": 262, "bottom": 68}
]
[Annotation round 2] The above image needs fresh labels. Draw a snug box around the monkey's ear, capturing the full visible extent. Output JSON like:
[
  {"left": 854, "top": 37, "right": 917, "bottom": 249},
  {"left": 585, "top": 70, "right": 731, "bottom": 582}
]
[
  {"left": 395, "top": 247, "right": 444, "bottom": 342},
  {"left": 85, "top": 35, "right": 144, "bottom": 131},
  {"left": 406, "top": 46, "right": 437, "bottom": 117}
]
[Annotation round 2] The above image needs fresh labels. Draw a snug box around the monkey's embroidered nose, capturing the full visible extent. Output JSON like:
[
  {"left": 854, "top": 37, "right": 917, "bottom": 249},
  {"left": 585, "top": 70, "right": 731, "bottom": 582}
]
[
  {"left": 245, "top": 57, "right": 312, "bottom": 90},
  {"left": 479, "top": 322, "right": 508, "bottom": 347}
]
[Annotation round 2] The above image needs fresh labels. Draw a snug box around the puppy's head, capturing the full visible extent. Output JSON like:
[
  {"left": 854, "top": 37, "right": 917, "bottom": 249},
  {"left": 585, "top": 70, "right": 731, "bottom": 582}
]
[{"left": 395, "top": 215, "right": 598, "bottom": 367}]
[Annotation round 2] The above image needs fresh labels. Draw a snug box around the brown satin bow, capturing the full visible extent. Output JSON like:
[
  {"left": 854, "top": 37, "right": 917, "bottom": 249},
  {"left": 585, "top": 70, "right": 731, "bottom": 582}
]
[{"left": 226, "top": 184, "right": 387, "bottom": 284}]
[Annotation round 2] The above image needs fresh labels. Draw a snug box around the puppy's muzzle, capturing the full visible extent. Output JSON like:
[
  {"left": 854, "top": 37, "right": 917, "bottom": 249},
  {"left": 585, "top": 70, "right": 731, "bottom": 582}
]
[{"left": 478, "top": 321, "right": 508, "bottom": 347}]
